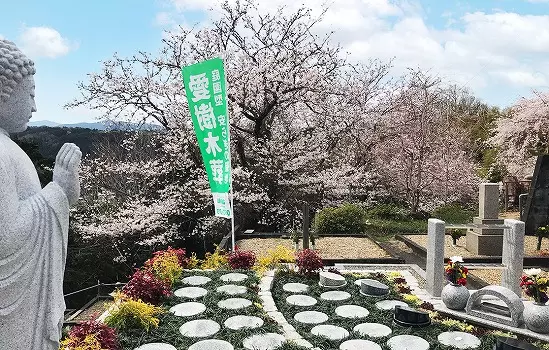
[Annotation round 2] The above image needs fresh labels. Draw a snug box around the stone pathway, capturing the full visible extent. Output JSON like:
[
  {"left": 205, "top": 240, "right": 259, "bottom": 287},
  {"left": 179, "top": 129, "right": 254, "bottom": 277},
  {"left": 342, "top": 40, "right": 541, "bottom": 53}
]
[
  {"left": 188, "top": 339, "right": 234, "bottom": 350},
  {"left": 311, "top": 325, "right": 349, "bottom": 340},
  {"left": 182, "top": 275, "right": 211, "bottom": 286},
  {"left": 335, "top": 305, "right": 369, "bottom": 318},
  {"left": 216, "top": 284, "right": 247, "bottom": 295},
  {"left": 353, "top": 323, "right": 392, "bottom": 338},
  {"left": 340, "top": 339, "right": 382, "bottom": 350},
  {"left": 217, "top": 297, "right": 252, "bottom": 310},
  {"left": 320, "top": 291, "right": 351, "bottom": 301},
  {"left": 134, "top": 344, "right": 177, "bottom": 350},
  {"left": 242, "top": 333, "right": 286, "bottom": 350},
  {"left": 220, "top": 272, "right": 248, "bottom": 283},
  {"left": 179, "top": 319, "right": 220, "bottom": 338},
  {"left": 169, "top": 302, "right": 206, "bottom": 317},
  {"left": 224, "top": 315, "right": 264, "bottom": 330},
  {"left": 174, "top": 286, "right": 208, "bottom": 299}
]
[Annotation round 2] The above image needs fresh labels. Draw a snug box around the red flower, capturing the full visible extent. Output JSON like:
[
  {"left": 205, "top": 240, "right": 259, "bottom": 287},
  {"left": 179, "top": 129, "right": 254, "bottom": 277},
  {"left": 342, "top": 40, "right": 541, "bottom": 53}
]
[{"left": 457, "top": 278, "right": 467, "bottom": 286}]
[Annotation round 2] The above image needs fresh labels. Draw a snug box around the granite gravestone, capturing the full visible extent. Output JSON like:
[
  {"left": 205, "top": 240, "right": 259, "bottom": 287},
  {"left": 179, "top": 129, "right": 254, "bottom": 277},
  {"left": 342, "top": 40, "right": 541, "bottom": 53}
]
[
  {"left": 466, "top": 183, "right": 504, "bottom": 255},
  {"left": 0, "top": 39, "right": 82, "bottom": 350},
  {"left": 523, "top": 155, "right": 549, "bottom": 235}
]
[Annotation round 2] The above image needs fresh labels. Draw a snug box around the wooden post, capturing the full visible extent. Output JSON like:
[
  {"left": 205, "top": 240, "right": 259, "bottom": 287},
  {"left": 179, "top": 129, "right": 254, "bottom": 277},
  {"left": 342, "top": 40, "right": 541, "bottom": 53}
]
[{"left": 303, "top": 203, "right": 310, "bottom": 249}]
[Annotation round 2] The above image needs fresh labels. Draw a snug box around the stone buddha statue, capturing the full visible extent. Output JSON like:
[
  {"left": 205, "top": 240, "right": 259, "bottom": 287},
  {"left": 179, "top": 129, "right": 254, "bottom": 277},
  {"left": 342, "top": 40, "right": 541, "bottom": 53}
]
[{"left": 0, "top": 39, "right": 81, "bottom": 349}]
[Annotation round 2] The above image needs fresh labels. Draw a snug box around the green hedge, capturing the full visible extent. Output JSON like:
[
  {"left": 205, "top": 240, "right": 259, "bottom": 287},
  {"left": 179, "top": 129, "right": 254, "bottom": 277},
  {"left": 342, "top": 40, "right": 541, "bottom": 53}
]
[{"left": 314, "top": 203, "right": 368, "bottom": 235}]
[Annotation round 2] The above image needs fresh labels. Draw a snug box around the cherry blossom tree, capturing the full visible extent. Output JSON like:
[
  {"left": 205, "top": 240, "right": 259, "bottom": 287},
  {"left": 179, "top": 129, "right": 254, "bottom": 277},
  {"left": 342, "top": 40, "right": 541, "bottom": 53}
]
[
  {"left": 490, "top": 90, "right": 549, "bottom": 178},
  {"left": 373, "top": 71, "right": 479, "bottom": 213}
]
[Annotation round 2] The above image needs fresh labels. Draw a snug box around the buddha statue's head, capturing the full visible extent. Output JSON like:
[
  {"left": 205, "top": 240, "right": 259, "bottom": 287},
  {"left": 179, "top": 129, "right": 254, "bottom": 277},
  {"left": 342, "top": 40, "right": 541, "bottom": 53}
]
[{"left": 0, "top": 39, "right": 36, "bottom": 133}]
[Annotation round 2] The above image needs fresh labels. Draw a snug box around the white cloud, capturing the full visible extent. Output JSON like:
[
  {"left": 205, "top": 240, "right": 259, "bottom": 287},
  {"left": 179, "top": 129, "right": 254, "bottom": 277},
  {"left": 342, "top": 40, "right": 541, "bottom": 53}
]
[
  {"left": 160, "top": 0, "right": 549, "bottom": 105},
  {"left": 154, "top": 12, "right": 176, "bottom": 26},
  {"left": 526, "top": 0, "right": 549, "bottom": 3},
  {"left": 18, "top": 26, "right": 76, "bottom": 59}
]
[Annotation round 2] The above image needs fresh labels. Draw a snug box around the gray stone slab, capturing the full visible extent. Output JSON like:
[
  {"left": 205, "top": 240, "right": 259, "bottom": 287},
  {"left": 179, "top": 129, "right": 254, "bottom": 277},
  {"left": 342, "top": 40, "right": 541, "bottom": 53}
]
[
  {"left": 286, "top": 294, "right": 318, "bottom": 307},
  {"left": 375, "top": 300, "right": 408, "bottom": 311},
  {"left": 335, "top": 305, "right": 370, "bottom": 318},
  {"left": 224, "top": 315, "right": 264, "bottom": 330},
  {"left": 320, "top": 291, "right": 351, "bottom": 301},
  {"left": 354, "top": 278, "right": 369, "bottom": 286},
  {"left": 340, "top": 339, "right": 382, "bottom": 350},
  {"left": 360, "top": 279, "right": 389, "bottom": 296},
  {"left": 501, "top": 219, "right": 525, "bottom": 296},
  {"left": 283, "top": 282, "right": 309, "bottom": 293},
  {"left": 387, "top": 335, "right": 429, "bottom": 350},
  {"left": 311, "top": 325, "right": 350, "bottom": 340},
  {"left": 243, "top": 333, "right": 286, "bottom": 350},
  {"left": 438, "top": 331, "right": 481, "bottom": 349},
  {"left": 294, "top": 311, "right": 329, "bottom": 324},
  {"left": 217, "top": 284, "right": 247, "bottom": 295},
  {"left": 174, "top": 286, "right": 208, "bottom": 299},
  {"left": 188, "top": 339, "right": 234, "bottom": 350},
  {"left": 182, "top": 276, "right": 211, "bottom": 286},
  {"left": 169, "top": 302, "right": 206, "bottom": 317},
  {"left": 426, "top": 218, "right": 445, "bottom": 297},
  {"left": 220, "top": 272, "right": 248, "bottom": 282},
  {"left": 218, "top": 298, "right": 252, "bottom": 310},
  {"left": 465, "top": 285, "right": 524, "bottom": 327},
  {"left": 319, "top": 271, "right": 347, "bottom": 288},
  {"left": 179, "top": 319, "right": 220, "bottom": 338},
  {"left": 353, "top": 323, "right": 392, "bottom": 338},
  {"left": 134, "top": 344, "right": 177, "bottom": 350}
]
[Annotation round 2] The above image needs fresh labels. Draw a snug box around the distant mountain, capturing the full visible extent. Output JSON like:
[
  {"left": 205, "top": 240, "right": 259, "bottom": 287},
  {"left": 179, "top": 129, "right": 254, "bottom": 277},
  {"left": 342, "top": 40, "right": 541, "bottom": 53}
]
[{"left": 28, "top": 120, "right": 163, "bottom": 131}]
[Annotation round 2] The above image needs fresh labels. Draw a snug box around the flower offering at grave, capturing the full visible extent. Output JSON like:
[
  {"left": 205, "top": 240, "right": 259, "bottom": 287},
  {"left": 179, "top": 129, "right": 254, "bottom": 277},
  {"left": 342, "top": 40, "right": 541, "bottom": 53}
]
[
  {"left": 445, "top": 256, "right": 468, "bottom": 286},
  {"left": 520, "top": 268, "right": 548, "bottom": 304}
]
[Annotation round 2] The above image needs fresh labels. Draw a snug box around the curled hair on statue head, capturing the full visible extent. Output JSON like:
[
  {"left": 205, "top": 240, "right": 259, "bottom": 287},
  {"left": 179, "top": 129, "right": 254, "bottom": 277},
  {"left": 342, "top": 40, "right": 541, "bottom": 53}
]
[{"left": 0, "top": 39, "right": 36, "bottom": 103}]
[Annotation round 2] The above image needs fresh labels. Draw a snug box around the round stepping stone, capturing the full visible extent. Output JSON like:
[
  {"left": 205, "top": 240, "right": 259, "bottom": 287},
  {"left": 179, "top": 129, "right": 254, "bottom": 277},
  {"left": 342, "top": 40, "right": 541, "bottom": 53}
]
[
  {"left": 335, "top": 305, "right": 370, "bottom": 318},
  {"left": 360, "top": 279, "right": 389, "bottom": 296},
  {"left": 243, "top": 333, "right": 285, "bottom": 350},
  {"left": 134, "top": 344, "right": 177, "bottom": 350},
  {"left": 217, "top": 284, "right": 247, "bottom": 295},
  {"left": 169, "top": 302, "right": 206, "bottom": 317},
  {"left": 438, "top": 331, "right": 481, "bottom": 349},
  {"left": 174, "top": 286, "right": 208, "bottom": 299},
  {"left": 182, "top": 275, "right": 211, "bottom": 286},
  {"left": 353, "top": 323, "right": 392, "bottom": 338},
  {"left": 387, "top": 335, "right": 429, "bottom": 350},
  {"left": 311, "top": 325, "right": 350, "bottom": 340},
  {"left": 188, "top": 339, "right": 234, "bottom": 350},
  {"left": 340, "top": 339, "right": 382, "bottom": 350},
  {"left": 224, "top": 315, "right": 264, "bottom": 330},
  {"left": 179, "top": 319, "right": 220, "bottom": 338},
  {"left": 283, "top": 282, "right": 309, "bottom": 293},
  {"left": 218, "top": 297, "right": 252, "bottom": 310},
  {"left": 375, "top": 300, "right": 408, "bottom": 311},
  {"left": 319, "top": 271, "right": 347, "bottom": 288},
  {"left": 220, "top": 272, "right": 248, "bottom": 282},
  {"left": 294, "top": 311, "right": 329, "bottom": 324},
  {"left": 286, "top": 294, "right": 317, "bottom": 307},
  {"left": 320, "top": 291, "right": 351, "bottom": 301}
]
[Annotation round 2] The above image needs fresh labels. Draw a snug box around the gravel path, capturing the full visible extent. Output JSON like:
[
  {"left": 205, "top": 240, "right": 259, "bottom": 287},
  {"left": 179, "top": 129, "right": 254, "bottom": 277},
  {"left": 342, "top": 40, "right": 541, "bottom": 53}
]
[
  {"left": 404, "top": 235, "right": 548, "bottom": 257},
  {"left": 237, "top": 237, "right": 390, "bottom": 259}
]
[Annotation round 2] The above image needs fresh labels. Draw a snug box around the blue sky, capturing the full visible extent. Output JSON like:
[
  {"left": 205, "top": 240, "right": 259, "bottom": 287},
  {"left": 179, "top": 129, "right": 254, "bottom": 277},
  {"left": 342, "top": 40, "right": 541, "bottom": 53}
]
[{"left": 1, "top": 0, "right": 549, "bottom": 124}]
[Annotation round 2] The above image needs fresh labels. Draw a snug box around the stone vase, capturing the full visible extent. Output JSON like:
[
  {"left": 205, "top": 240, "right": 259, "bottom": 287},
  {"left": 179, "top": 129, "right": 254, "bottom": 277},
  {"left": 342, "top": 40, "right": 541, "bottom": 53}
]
[
  {"left": 441, "top": 283, "right": 469, "bottom": 310},
  {"left": 523, "top": 301, "right": 549, "bottom": 334}
]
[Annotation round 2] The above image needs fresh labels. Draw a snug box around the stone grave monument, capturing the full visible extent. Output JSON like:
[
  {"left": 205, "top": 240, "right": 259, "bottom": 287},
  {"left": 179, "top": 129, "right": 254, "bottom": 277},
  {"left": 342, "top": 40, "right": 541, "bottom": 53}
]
[
  {"left": 0, "top": 39, "right": 82, "bottom": 350},
  {"left": 523, "top": 155, "right": 549, "bottom": 235},
  {"left": 466, "top": 183, "right": 504, "bottom": 255}
]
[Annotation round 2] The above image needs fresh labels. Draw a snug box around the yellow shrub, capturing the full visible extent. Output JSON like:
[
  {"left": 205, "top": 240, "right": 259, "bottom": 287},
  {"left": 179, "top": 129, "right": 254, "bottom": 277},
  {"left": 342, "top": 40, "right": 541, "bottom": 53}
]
[
  {"left": 105, "top": 295, "right": 164, "bottom": 332},
  {"left": 186, "top": 252, "right": 200, "bottom": 269},
  {"left": 254, "top": 245, "right": 296, "bottom": 273},
  {"left": 387, "top": 271, "right": 402, "bottom": 279},
  {"left": 146, "top": 253, "right": 182, "bottom": 286},
  {"left": 201, "top": 247, "right": 228, "bottom": 270},
  {"left": 401, "top": 294, "right": 422, "bottom": 306},
  {"left": 60, "top": 333, "right": 104, "bottom": 350},
  {"left": 440, "top": 318, "right": 474, "bottom": 332}
]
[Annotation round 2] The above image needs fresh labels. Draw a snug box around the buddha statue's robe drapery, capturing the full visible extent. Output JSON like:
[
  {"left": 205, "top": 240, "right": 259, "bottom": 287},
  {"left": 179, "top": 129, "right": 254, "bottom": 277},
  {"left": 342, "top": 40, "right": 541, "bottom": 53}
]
[{"left": 0, "top": 128, "right": 69, "bottom": 350}]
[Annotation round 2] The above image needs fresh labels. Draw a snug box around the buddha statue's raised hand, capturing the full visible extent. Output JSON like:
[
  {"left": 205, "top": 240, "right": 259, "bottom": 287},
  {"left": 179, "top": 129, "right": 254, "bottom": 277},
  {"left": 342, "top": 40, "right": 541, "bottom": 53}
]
[{"left": 53, "top": 143, "right": 82, "bottom": 206}]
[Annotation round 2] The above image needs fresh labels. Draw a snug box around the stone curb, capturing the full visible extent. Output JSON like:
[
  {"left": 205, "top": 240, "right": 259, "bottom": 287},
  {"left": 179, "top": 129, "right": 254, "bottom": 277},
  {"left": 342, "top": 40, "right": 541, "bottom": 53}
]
[{"left": 259, "top": 270, "right": 319, "bottom": 349}]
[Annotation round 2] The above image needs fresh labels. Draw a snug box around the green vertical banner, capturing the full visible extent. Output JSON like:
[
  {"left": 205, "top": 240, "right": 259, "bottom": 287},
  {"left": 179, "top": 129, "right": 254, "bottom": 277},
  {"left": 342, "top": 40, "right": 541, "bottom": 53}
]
[{"left": 182, "top": 58, "right": 232, "bottom": 218}]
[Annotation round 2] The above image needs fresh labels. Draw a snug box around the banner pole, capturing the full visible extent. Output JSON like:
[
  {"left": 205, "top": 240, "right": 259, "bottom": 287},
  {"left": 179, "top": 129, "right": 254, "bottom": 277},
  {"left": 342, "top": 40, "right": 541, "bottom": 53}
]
[{"left": 221, "top": 53, "right": 235, "bottom": 251}]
